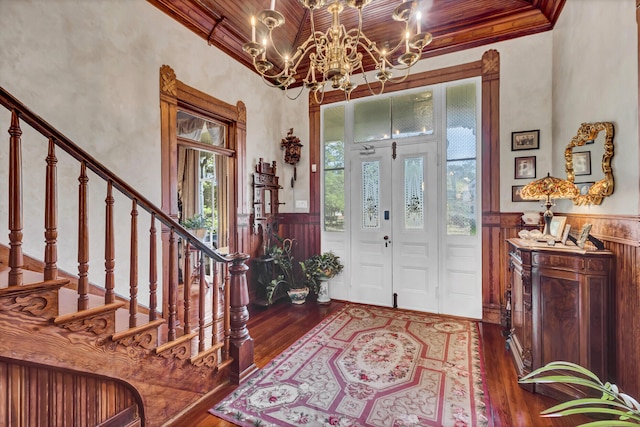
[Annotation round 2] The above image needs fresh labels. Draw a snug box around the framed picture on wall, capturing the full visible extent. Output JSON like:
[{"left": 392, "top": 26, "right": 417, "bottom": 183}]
[
  {"left": 512, "top": 185, "right": 527, "bottom": 202},
  {"left": 576, "top": 181, "right": 595, "bottom": 195},
  {"left": 514, "top": 156, "right": 536, "bottom": 179},
  {"left": 511, "top": 130, "right": 540, "bottom": 151},
  {"left": 573, "top": 151, "right": 591, "bottom": 176}
]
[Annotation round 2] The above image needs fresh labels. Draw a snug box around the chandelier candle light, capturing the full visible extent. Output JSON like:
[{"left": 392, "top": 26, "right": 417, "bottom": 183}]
[{"left": 242, "top": 0, "right": 432, "bottom": 103}]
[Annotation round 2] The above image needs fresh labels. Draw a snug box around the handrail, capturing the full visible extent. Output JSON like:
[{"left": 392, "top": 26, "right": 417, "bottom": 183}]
[{"left": 0, "top": 86, "right": 233, "bottom": 263}]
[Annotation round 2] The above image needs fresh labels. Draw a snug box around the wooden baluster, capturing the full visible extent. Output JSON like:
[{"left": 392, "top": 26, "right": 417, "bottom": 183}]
[
  {"left": 77, "top": 162, "right": 89, "bottom": 311},
  {"left": 211, "top": 260, "right": 219, "bottom": 348},
  {"left": 223, "top": 261, "right": 230, "bottom": 359},
  {"left": 183, "top": 241, "right": 192, "bottom": 335},
  {"left": 149, "top": 214, "right": 158, "bottom": 321},
  {"left": 168, "top": 229, "right": 177, "bottom": 341},
  {"left": 8, "top": 110, "right": 24, "bottom": 287},
  {"left": 198, "top": 254, "right": 206, "bottom": 352},
  {"left": 44, "top": 138, "right": 58, "bottom": 281},
  {"left": 104, "top": 181, "right": 115, "bottom": 304},
  {"left": 129, "top": 199, "right": 138, "bottom": 328},
  {"left": 228, "top": 253, "right": 254, "bottom": 384}
]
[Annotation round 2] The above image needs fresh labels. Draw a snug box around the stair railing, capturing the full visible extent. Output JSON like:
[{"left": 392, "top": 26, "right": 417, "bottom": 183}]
[{"left": 0, "top": 86, "right": 254, "bottom": 381}]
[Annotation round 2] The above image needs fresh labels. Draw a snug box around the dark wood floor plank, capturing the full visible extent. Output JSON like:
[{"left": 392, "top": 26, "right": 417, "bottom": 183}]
[{"left": 183, "top": 301, "right": 590, "bottom": 427}]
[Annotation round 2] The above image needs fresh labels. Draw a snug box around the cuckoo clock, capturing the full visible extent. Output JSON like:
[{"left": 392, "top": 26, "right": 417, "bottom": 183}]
[{"left": 281, "top": 128, "right": 302, "bottom": 187}]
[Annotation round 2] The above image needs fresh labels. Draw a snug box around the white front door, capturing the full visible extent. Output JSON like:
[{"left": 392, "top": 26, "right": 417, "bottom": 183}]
[{"left": 349, "top": 141, "right": 438, "bottom": 311}]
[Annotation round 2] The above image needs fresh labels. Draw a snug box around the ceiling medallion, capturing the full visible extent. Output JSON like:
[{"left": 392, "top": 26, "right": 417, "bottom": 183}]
[{"left": 242, "top": 0, "right": 432, "bottom": 103}]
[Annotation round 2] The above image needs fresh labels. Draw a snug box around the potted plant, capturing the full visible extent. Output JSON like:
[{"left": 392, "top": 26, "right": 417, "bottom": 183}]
[
  {"left": 265, "top": 237, "right": 310, "bottom": 305},
  {"left": 300, "top": 251, "right": 344, "bottom": 304},
  {"left": 181, "top": 214, "right": 212, "bottom": 240}
]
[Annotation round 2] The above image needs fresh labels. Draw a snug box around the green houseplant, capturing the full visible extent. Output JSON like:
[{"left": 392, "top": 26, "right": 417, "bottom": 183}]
[
  {"left": 181, "top": 214, "right": 212, "bottom": 240},
  {"left": 265, "top": 236, "right": 308, "bottom": 305},
  {"left": 300, "top": 252, "right": 344, "bottom": 304},
  {"left": 519, "top": 361, "right": 640, "bottom": 426}
]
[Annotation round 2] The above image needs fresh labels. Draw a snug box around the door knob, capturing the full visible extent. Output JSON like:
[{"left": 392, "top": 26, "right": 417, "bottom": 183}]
[
  {"left": 383, "top": 235, "right": 389, "bottom": 240},
  {"left": 383, "top": 235, "right": 391, "bottom": 247}
]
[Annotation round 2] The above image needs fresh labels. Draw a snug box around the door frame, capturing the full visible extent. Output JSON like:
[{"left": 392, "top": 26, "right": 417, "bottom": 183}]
[
  {"left": 310, "top": 50, "right": 502, "bottom": 322},
  {"left": 159, "top": 65, "right": 247, "bottom": 318}
]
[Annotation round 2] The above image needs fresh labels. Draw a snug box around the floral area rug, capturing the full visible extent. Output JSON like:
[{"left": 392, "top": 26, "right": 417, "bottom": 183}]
[{"left": 210, "top": 304, "right": 490, "bottom": 426}]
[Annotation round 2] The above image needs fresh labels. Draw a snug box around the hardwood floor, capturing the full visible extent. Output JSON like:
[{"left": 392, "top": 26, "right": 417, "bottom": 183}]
[{"left": 184, "top": 299, "right": 588, "bottom": 427}]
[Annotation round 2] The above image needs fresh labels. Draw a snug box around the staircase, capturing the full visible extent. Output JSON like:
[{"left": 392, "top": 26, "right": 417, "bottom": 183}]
[{"left": 0, "top": 87, "right": 256, "bottom": 426}]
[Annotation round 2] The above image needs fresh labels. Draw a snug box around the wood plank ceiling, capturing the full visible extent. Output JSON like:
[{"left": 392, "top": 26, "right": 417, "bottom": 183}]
[{"left": 148, "top": 0, "right": 566, "bottom": 87}]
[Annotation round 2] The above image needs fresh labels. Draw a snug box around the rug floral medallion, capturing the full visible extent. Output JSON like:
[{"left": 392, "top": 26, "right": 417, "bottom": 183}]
[{"left": 211, "top": 305, "right": 490, "bottom": 427}]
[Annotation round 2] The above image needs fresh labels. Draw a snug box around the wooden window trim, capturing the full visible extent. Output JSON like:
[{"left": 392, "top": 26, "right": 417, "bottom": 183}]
[{"left": 159, "top": 65, "right": 247, "bottom": 316}]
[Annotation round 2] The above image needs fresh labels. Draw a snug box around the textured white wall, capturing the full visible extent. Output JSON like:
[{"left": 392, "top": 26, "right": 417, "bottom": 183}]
[
  {"left": 0, "top": 0, "right": 308, "bottom": 296},
  {"left": 552, "top": 0, "right": 638, "bottom": 215}
]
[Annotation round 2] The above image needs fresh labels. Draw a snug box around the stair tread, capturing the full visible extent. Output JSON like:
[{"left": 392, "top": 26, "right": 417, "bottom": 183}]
[
  {"left": 0, "top": 268, "right": 45, "bottom": 288},
  {"left": 58, "top": 287, "right": 150, "bottom": 332}
]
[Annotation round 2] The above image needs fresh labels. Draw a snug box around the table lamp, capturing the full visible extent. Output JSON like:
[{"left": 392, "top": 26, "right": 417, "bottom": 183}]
[{"left": 520, "top": 173, "right": 579, "bottom": 239}]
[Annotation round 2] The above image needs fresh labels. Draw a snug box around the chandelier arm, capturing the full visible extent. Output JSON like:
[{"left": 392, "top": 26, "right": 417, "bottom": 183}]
[
  {"left": 259, "top": 73, "right": 288, "bottom": 89},
  {"left": 358, "top": 40, "right": 383, "bottom": 69},
  {"left": 284, "top": 84, "right": 306, "bottom": 101},
  {"left": 385, "top": 66, "right": 413, "bottom": 84},
  {"left": 266, "top": 30, "right": 289, "bottom": 64},
  {"left": 289, "top": 40, "right": 318, "bottom": 74},
  {"left": 358, "top": 62, "right": 386, "bottom": 97},
  {"left": 252, "top": 57, "right": 287, "bottom": 81}
]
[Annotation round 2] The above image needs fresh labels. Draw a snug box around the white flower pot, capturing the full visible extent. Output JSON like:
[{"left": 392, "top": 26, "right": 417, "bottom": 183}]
[{"left": 316, "top": 280, "right": 330, "bottom": 304}]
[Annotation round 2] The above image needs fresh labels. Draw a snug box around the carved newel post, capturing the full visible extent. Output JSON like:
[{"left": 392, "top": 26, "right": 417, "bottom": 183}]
[{"left": 228, "top": 252, "right": 256, "bottom": 384}]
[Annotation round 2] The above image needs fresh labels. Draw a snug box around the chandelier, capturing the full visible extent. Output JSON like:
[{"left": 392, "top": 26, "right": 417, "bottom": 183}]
[{"left": 242, "top": 0, "right": 432, "bottom": 103}]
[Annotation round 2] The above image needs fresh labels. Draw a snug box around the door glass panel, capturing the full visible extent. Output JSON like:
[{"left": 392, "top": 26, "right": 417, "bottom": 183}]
[
  {"left": 404, "top": 157, "right": 424, "bottom": 229},
  {"left": 323, "top": 106, "right": 345, "bottom": 232},
  {"left": 177, "top": 110, "right": 226, "bottom": 147},
  {"left": 178, "top": 147, "right": 227, "bottom": 248},
  {"left": 362, "top": 161, "right": 380, "bottom": 229},
  {"left": 354, "top": 98, "right": 391, "bottom": 142},
  {"left": 446, "top": 83, "right": 477, "bottom": 236},
  {"left": 392, "top": 90, "right": 434, "bottom": 137}
]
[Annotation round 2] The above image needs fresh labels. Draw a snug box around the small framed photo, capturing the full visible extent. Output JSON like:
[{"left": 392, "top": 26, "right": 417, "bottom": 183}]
[
  {"left": 577, "top": 223, "right": 593, "bottom": 249},
  {"left": 573, "top": 151, "right": 591, "bottom": 176},
  {"left": 575, "top": 181, "right": 595, "bottom": 195},
  {"left": 543, "top": 216, "right": 567, "bottom": 241},
  {"left": 512, "top": 185, "right": 527, "bottom": 202},
  {"left": 561, "top": 224, "right": 571, "bottom": 245},
  {"left": 512, "top": 130, "right": 540, "bottom": 151},
  {"left": 514, "top": 156, "right": 536, "bottom": 179}
]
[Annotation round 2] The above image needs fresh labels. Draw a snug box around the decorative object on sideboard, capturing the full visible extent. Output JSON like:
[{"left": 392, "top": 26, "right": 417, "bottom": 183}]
[
  {"left": 242, "top": 0, "right": 432, "bottom": 103},
  {"left": 281, "top": 128, "right": 302, "bottom": 187},
  {"left": 565, "top": 121, "right": 615, "bottom": 206},
  {"left": 519, "top": 173, "right": 579, "bottom": 240},
  {"left": 521, "top": 211, "right": 540, "bottom": 226}
]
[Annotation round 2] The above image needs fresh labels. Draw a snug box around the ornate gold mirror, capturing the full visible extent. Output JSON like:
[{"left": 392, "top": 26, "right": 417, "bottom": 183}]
[{"left": 564, "top": 122, "right": 614, "bottom": 205}]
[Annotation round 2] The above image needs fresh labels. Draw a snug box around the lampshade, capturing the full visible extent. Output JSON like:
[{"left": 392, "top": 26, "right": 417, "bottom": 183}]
[
  {"left": 520, "top": 173, "right": 579, "bottom": 239},
  {"left": 520, "top": 173, "right": 580, "bottom": 202}
]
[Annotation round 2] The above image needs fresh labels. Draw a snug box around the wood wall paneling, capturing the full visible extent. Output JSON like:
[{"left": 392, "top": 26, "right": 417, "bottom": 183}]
[{"left": 0, "top": 358, "right": 140, "bottom": 426}]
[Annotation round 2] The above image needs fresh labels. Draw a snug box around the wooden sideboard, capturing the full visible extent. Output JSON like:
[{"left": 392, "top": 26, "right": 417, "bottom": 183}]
[{"left": 505, "top": 238, "right": 614, "bottom": 401}]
